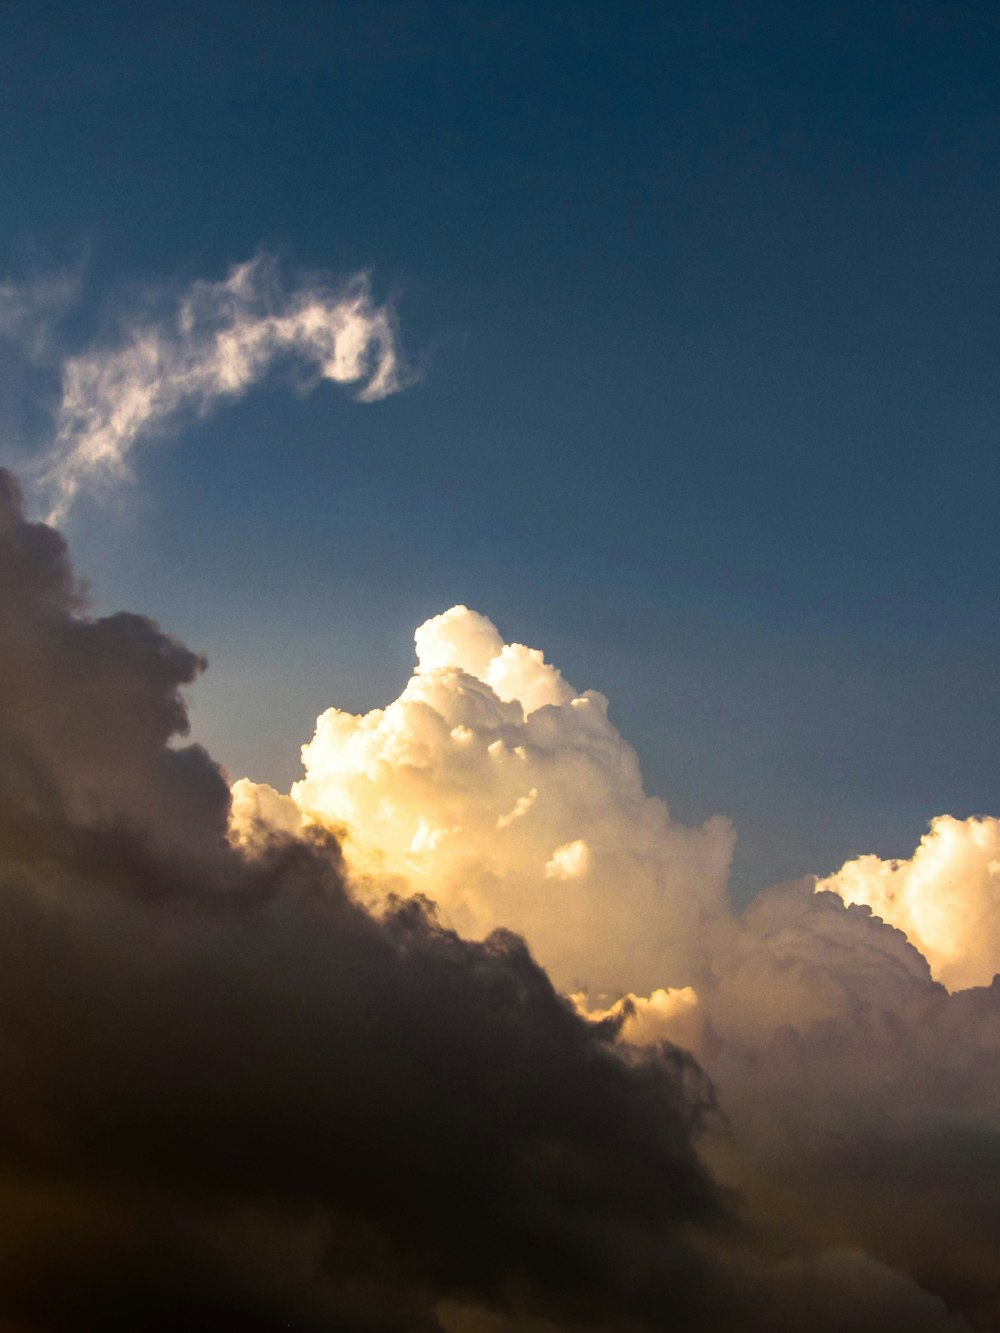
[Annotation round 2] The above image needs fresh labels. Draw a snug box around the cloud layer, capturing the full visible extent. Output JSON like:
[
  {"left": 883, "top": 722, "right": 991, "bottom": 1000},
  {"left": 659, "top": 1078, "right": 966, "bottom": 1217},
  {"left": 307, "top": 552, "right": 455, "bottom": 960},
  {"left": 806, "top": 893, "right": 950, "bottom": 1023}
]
[{"left": 31, "top": 255, "right": 407, "bottom": 520}]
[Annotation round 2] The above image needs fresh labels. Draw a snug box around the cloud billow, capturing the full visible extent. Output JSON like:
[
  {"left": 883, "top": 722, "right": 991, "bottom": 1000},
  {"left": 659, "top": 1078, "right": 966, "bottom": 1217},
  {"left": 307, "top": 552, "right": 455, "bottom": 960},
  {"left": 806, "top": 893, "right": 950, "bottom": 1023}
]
[
  {"left": 233, "top": 604, "right": 736, "bottom": 997},
  {"left": 0, "top": 215, "right": 993, "bottom": 1328}
]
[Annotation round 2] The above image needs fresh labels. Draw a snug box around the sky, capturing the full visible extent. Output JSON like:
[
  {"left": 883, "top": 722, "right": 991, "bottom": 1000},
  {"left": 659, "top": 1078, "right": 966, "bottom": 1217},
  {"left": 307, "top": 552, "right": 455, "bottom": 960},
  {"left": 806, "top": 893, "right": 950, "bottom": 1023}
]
[
  {"left": 2, "top": 1, "right": 1000, "bottom": 899},
  {"left": 2, "top": 4, "right": 1000, "bottom": 1329}
]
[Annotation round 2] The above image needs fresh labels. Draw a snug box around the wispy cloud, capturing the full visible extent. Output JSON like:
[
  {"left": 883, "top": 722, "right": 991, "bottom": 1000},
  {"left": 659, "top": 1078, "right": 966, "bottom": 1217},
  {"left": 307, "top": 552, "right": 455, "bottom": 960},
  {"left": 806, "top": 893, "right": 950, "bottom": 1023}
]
[{"left": 34, "top": 254, "right": 410, "bottom": 521}]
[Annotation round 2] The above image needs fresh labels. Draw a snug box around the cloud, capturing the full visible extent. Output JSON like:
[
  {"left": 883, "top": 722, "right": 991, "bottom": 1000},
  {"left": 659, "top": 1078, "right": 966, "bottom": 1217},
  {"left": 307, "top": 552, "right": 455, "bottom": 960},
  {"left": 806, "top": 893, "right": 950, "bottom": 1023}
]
[
  {"left": 817, "top": 814, "right": 1000, "bottom": 990},
  {"left": 0, "top": 468, "right": 741, "bottom": 1331},
  {"left": 575, "top": 985, "right": 705, "bottom": 1051},
  {"left": 602, "top": 878, "right": 1000, "bottom": 1328},
  {"left": 32, "top": 254, "right": 409, "bottom": 521},
  {"left": 0, "top": 469, "right": 230, "bottom": 856},
  {"left": 233, "top": 603, "right": 1000, "bottom": 1327},
  {"left": 233, "top": 603, "right": 736, "bottom": 996},
  {"left": 756, "top": 1251, "right": 974, "bottom": 1333}
]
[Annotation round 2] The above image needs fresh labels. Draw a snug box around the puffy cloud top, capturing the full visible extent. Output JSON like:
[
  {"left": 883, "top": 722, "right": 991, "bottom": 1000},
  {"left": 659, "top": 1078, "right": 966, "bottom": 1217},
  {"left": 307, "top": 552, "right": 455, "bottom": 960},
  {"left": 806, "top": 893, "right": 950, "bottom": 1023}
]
[
  {"left": 231, "top": 604, "right": 1000, "bottom": 1326},
  {"left": 234, "top": 605, "right": 735, "bottom": 994},
  {"left": 817, "top": 814, "right": 1000, "bottom": 990}
]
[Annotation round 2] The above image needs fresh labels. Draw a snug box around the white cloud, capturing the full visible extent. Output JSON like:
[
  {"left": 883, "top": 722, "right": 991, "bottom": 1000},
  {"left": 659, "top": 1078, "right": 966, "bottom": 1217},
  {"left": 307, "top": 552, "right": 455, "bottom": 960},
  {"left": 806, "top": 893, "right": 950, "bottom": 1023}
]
[
  {"left": 232, "top": 606, "right": 1000, "bottom": 1013},
  {"left": 232, "top": 604, "right": 735, "bottom": 996},
  {"left": 544, "top": 838, "right": 591, "bottom": 880},
  {"left": 817, "top": 814, "right": 1000, "bottom": 990},
  {"left": 35, "top": 254, "right": 410, "bottom": 520}
]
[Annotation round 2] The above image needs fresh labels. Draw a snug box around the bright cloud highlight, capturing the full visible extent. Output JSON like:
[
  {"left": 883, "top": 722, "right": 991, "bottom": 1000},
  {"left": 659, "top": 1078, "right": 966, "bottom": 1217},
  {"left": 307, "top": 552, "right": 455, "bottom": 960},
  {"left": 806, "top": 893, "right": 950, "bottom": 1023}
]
[
  {"left": 233, "top": 604, "right": 735, "bottom": 996},
  {"left": 817, "top": 814, "right": 1000, "bottom": 990}
]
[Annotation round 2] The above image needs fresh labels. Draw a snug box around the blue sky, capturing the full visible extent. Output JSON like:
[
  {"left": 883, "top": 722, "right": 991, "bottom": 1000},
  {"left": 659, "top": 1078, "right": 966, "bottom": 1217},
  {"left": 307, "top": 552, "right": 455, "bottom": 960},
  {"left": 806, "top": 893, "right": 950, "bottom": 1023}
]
[{"left": 2, "top": 0, "right": 999, "bottom": 900}]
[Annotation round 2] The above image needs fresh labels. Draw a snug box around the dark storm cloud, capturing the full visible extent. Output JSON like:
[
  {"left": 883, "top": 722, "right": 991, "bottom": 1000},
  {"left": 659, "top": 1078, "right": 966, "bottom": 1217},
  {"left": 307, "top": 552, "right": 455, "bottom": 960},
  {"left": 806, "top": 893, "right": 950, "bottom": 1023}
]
[{"left": 0, "top": 466, "right": 734, "bottom": 1330}]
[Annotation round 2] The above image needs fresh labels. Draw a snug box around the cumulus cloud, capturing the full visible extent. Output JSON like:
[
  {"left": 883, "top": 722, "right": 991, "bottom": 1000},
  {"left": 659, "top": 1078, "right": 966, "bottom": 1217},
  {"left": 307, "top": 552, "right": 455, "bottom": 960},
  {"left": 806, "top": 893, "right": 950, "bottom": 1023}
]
[
  {"left": 32, "top": 254, "right": 409, "bottom": 521},
  {"left": 817, "top": 814, "right": 1000, "bottom": 990},
  {"left": 0, "top": 470, "right": 230, "bottom": 855},
  {"left": 233, "top": 603, "right": 736, "bottom": 996}
]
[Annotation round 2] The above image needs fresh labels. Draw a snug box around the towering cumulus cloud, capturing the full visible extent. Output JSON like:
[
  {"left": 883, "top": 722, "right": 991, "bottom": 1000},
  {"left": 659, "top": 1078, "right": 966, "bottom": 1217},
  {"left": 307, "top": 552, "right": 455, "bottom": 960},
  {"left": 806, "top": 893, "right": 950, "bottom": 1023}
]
[
  {"left": 33, "top": 255, "right": 407, "bottom": 520},
  {"left": 234, "top": 604, "right": 735, "bottom": 996}
]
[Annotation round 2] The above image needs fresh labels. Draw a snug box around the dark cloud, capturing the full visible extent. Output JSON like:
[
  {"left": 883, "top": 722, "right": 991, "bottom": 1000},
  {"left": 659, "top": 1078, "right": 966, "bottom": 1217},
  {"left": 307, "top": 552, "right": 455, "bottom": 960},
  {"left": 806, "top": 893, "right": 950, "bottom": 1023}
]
[
  {"left": 0, "top": 468, "right": 230, "bottom": 853},
  {"left": 0, "top": 467, "right": 735, "bottom": 1330}
]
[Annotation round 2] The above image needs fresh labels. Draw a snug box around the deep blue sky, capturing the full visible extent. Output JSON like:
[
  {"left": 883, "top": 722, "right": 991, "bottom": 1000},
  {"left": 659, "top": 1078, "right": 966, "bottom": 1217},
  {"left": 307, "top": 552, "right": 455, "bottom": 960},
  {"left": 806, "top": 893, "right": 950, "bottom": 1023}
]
[{"left": 2, "top": 1, "right": 999, "bottom": 900}]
